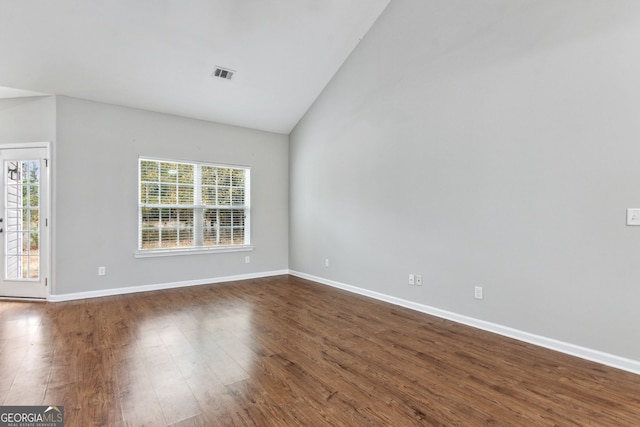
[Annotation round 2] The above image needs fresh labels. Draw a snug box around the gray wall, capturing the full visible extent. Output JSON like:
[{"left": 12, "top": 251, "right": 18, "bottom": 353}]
[
  {"left": 0, "top": 95, "right": 288, "bottom": 297},
  {"left": 0, "top": 96, "right": 56, "bottom": 142},
  {"left": 0, "top": 96, "right": 57, "bottom": 291},
  {"left": 290, "top": 0, "right": 640, "bottom": 361},
  {"left": 53, "top": 96, "right": 288, "bottom": 295}
]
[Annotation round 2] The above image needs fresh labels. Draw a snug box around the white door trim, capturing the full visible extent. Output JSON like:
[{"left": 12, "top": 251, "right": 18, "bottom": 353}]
[{"left": 0, "top": 142, "right": 51, "bottom": 299}]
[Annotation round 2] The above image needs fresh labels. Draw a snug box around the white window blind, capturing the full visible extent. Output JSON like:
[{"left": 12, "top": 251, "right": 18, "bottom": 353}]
[{"left": 138, "top": 158, "right": 250, "bottom": 254}]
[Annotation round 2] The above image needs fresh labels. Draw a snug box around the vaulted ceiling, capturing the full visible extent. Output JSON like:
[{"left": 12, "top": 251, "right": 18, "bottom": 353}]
[{"left": 0, "top": 0, "right": 390, "bottom": 134}]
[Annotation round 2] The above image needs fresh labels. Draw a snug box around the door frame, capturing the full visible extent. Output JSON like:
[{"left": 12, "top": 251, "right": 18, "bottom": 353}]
[{"left": 0, "top": 142, "right": 51, "bottom": 300}]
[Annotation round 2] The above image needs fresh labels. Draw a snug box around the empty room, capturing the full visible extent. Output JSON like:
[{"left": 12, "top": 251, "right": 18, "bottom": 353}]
[{"left": 1, "top": 0, "right": 640, "bottom": 425}]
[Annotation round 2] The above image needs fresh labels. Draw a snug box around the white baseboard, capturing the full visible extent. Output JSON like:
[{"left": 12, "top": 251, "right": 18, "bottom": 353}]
[
  {"left": 289, "top": 270, "right": 640, "bottom": 376},
  {"left": 48, "top": 270, "right": 289, "bottom": 302}
]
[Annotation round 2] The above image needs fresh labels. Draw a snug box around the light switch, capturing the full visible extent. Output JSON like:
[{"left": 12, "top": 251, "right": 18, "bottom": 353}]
[{"left": 627, "top": 209, "right": 640, "bottom": 226}]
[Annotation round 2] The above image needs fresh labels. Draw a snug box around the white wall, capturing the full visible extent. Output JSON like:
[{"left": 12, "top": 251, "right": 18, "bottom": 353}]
[
  {"left": 54, "top": 96, "right": 288, "bottom": 295},
  {"left": 290, "top": 0, "right": 640, "bottom": 361}
]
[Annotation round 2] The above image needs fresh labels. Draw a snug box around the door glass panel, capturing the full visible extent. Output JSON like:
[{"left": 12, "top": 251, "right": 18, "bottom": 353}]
[{"left": 4, "top": 160, "right": 40, "bottom": 280}]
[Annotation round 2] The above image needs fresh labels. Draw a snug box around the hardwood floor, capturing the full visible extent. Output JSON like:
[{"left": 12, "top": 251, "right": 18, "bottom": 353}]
[{"left": 1, "top": 275, "right": 639, "bottom": 426}]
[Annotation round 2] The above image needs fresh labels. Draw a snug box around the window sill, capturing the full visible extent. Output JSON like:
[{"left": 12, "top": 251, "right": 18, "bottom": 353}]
[{"left": 135, "top": 245, "right": 253, "bottom": 258}]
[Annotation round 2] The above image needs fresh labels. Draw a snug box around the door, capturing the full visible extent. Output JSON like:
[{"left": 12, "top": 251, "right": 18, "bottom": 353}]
[{"left": 0, "top": 147, "right": 49, "bottom": 299}]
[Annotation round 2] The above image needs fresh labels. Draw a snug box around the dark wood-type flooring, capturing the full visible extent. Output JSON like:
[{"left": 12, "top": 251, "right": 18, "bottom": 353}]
[{"left": 1, "top": 275, "right": 639, "bottom": 426}]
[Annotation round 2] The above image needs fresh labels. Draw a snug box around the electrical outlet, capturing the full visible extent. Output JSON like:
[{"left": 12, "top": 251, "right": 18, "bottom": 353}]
[
  {"left": 325, "top": 258, "right": 330, "bottom": 267},
  {"left": 245, "top": 256, "right": 251, "bottom": 264},
  {"left": 416, "top": 275, "right": 422, "bottom": 286},
  {"left": 98, "top": 266, "right": 106, "bottom": 276},
  {"left": 408, "top": 274, "right": 415, "bottom": 285},
  {"left": 627, "top": 209, "right": 640, "bottom": 225},
  {"left": 474, "top": 286, "right": 483, "bottom": 300}
]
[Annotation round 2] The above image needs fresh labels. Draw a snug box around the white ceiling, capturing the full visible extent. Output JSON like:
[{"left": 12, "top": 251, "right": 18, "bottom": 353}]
[{"left": 0, "top": 0, "right": 390, "bottom": 134}]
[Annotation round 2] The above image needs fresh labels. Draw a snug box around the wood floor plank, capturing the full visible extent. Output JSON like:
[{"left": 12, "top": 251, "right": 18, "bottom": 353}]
[
  {"left": 116, "top": 358, "right": 167, "bottom": 427},
  {"left": 1, "top": 275, "right": 640, "bottom": 426},
  {"left": 3, "top": 366, "right": 50, "bottom": 405}
]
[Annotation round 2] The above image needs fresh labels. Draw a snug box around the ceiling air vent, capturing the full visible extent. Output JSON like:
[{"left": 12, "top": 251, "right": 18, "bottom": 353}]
[{"left": 212, "top": 66, "right": 235, "bottom": 80}]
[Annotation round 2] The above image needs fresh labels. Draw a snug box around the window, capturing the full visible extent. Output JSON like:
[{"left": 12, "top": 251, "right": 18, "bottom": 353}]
[
  {"left": 138, "top": 158, "right": 250, "bottom": 255},
  {"left": 5, "top": 160, "right": 41, "bottom": 279}
]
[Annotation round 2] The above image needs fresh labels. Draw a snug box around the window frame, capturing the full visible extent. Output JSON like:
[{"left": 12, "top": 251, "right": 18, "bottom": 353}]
[{"left": 135, "top": 156, "right": 252, "bottom": 258}]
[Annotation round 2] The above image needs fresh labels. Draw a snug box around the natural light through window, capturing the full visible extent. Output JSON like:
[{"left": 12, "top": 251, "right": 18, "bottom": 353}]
[{"left": 137, "top": 158, "right": 250, "bottom": 256}]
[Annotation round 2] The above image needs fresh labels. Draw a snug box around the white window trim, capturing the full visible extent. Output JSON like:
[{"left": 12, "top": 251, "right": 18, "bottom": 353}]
[
  {"left": 134, "top": 244, "right": 254, "bottom": 258},
  {"left": 137, "top": 156, "right": 251, "bottom": 256}
]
